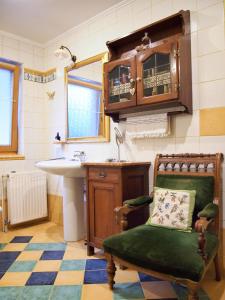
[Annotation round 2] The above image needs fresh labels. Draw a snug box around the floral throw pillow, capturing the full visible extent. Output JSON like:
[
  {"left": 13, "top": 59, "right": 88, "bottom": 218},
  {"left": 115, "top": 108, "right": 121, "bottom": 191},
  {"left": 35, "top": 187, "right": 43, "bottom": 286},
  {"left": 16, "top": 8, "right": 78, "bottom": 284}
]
[{"left": 146, "top": 187, "right": 196, "bottom": 232}]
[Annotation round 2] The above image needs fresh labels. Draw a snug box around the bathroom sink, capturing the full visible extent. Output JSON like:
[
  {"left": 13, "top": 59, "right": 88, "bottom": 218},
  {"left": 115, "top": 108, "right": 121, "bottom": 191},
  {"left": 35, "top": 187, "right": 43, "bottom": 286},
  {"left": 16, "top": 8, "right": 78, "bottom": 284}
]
[
  {"left": 35, "top": 158, "right": 86, "bottom": 178},
  {"left": 35, "top": 158, "right": 86, "bottom": 242}
]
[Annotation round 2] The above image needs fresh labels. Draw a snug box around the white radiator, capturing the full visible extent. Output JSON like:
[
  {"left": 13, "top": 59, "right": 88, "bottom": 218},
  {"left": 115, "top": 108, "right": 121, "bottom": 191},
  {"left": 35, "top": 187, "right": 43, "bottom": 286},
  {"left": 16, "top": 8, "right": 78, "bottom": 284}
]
[{"left": 7, "top": 171, "right": 47, "bottom": 225}]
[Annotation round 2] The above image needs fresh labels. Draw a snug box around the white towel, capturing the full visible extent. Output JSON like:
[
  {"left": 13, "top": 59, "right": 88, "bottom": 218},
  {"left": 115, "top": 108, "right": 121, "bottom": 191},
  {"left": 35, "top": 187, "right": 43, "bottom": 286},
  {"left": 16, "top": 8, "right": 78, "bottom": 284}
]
[{"left": 125, "top": 113, "right": 170, "bottom": 140}]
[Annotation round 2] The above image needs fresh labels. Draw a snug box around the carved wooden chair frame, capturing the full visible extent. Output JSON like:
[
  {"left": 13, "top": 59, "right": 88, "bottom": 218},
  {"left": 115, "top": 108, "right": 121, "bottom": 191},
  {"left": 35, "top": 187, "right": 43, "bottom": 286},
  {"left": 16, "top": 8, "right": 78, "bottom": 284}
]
[{"left": 105, "top": 153, "right": 223, "bottom": 300}]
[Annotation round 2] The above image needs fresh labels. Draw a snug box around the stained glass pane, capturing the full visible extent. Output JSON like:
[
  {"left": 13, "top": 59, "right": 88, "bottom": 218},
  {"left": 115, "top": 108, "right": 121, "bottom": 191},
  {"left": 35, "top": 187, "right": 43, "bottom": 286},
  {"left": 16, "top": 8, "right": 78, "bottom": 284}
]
[
  {"left": 143, "top": 53, "right": 171, "bottom": 97},
  {"left": 68, "top": 83, "right": 101, "bottom": 138},
  {"left": 0, "top": 68, "right": 13, "bottom": 146},
  {"left": 108, "top": 65, "right": 132, "bottom": 104}
]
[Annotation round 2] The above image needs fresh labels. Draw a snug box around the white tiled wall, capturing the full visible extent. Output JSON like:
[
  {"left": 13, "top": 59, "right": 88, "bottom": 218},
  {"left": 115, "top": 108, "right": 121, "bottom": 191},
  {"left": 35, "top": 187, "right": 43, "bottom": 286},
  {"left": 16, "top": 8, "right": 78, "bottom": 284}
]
[{"left": 1, "top": 0, "right": 225, "bottom": 225}]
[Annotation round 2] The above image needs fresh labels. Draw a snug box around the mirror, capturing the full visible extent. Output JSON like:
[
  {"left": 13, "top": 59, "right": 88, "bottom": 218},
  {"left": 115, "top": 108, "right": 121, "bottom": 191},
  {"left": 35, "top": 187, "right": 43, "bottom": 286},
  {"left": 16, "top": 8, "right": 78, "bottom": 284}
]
[{"left": 65, "top": 52, "right": 110, "bottom": 142}]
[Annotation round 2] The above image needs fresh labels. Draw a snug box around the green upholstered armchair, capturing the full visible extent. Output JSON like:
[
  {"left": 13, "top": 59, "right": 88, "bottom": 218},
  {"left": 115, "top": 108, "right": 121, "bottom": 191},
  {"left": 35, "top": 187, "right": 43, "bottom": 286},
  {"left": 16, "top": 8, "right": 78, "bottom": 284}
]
[{"left": 103, "top": 153, "right": 223, "bottom": 300}]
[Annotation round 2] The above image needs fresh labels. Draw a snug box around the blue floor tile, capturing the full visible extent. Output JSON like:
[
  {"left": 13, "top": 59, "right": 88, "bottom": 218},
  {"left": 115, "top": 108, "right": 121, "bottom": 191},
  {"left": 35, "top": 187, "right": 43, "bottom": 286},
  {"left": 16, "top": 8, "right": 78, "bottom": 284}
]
[
  {"left": 40, "top": 250, "right": 65, "bottom": 260},
  {"left": 10, "top": 236, "right": 33, "bottom": 243},
  {"left": 25, "top": 243, "right": 66, "bottom": 251},
  {"left": 21, "top": 285, "right": 52, "bottom": 300},
  {"left": 0, "top": 260, "right": 14, "bottom": 272},
  {"left": 51, "top": 285, "right": 82, "bottom": 300},
  {"left": 8, "top": 260, "right": 36, "bottom": 272},
  {"left": 85, "top": 259, "right": 107, "bottom": 270},
  {"left": 0, "top": 287, "right": 23, "bottom": 300},
  {"left": 0, "top": 251, "right": 21, "bottom": 260},
  {"left": 138, "top": 272, "right": 162, "bottom": 282},
  {"left": 113, "top": 282, "right": 145, "bottom": 300},
  {"left": 84, "top": 269, "right": 108, "bottom": 284},
  {"left": 26, "top": 272, "right": 57, "bottom": 286},
  {"left": 60, "top": 259, "right": 86, "bottom": 271}
]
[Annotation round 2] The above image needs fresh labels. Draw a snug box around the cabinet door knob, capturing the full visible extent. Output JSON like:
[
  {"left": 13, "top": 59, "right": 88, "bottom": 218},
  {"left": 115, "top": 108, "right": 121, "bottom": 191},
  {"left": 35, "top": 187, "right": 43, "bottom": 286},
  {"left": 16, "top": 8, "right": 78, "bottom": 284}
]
[{"left": 136, "top": 77, "right": 142, "bottom": 82}]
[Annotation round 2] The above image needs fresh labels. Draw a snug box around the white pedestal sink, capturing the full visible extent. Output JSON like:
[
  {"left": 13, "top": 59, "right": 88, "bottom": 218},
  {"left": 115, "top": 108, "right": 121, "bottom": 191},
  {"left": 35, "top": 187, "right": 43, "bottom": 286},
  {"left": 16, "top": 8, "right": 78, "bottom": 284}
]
[{"left": 35, "top": 159, "right": 86, "bottom": 242}]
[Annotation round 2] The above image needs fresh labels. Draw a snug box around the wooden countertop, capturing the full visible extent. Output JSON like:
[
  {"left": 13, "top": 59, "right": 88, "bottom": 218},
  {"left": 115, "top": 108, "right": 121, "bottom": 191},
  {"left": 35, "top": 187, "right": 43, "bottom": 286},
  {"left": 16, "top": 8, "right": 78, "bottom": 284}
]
[{"left": 82, "top": 161, "right": 151, "bottom": 167}]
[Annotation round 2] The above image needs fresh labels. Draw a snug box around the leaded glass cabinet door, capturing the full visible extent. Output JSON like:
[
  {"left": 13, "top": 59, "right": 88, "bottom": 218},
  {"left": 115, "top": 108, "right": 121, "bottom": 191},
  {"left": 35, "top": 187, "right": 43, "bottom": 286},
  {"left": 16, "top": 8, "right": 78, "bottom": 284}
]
[
  {"left": 104, "top": 57, "right": 136, "bottom": 110},
  {"left": 136, "top": 42, "right": 178, "bottom": 105}
]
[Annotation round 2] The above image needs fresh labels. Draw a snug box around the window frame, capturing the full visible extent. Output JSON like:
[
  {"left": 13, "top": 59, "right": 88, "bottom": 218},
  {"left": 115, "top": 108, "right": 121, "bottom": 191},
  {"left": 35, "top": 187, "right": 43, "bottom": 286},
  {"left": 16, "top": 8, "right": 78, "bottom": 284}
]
[
  {"left": 65, "top": 52, "right": 110, "bottom": 143},
  {"left": 0, "top": 62, "right": 19, "bottom": 153}
]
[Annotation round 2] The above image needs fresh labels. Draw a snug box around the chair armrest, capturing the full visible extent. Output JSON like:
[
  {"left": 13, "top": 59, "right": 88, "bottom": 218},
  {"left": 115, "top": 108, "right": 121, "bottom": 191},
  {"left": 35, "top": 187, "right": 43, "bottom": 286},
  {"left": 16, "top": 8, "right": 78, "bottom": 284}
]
[
  {"left": 114, "top": 193, "right": 153, "bottom": 231},
  {"left": 197, "top": 202, "right": 219, "bottom": 219},
  {"left": 124, "top": 195, "right": 153, "bottom": 207},
  {"left": 195, "top": 202, "right": 218, "bottom": 262}
]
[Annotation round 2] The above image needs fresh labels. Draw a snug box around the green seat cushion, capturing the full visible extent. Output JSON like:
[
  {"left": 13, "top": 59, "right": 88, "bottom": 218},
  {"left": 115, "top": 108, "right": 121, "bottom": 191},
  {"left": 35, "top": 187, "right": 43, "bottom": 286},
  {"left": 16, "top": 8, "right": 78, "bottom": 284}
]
[
  {"left": 103, "top": 225, "right": 218, "bottom": 282},
  {"left": 156, "top": 175, "right": 214, "bottom": 221}
]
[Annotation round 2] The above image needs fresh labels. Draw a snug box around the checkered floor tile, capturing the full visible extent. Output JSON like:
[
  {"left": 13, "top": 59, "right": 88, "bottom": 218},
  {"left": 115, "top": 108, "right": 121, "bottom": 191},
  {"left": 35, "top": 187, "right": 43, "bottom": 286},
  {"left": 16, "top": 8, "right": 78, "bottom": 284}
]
[{"left": 0, "top": 234, "right": 210, "bottom": 299}]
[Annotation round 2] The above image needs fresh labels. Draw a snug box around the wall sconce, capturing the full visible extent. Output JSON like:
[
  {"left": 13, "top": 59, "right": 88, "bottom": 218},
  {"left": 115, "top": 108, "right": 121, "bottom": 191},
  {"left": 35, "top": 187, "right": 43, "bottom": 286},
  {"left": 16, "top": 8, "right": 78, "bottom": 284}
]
[{"left": 54, "top": 45, "right": 76, "bottom": 64}]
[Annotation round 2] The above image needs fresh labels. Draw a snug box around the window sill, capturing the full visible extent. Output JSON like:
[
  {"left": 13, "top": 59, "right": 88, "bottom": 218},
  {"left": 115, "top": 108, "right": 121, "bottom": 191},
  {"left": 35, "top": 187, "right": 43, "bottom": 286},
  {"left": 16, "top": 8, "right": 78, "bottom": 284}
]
[{"left": 0, "top": 154, "right": 25, "bottom": 161}]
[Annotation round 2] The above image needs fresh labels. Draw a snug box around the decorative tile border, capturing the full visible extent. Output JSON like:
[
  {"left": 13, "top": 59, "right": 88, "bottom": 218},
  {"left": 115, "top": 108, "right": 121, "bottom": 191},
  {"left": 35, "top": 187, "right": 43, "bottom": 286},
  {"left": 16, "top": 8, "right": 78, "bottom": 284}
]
[{"left": 24, "top": 68, "right": 56, "bottom": 83}]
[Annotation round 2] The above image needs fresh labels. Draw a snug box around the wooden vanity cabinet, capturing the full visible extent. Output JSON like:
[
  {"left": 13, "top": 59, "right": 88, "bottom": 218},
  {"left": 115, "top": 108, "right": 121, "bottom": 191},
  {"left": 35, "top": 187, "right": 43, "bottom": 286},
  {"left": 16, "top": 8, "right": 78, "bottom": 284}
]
[
  {"left": 83, "top": 162, "right": 150, "bottom": 255},
  {"left": 103, "top": 10, "right": 192, "bottom": 122}
]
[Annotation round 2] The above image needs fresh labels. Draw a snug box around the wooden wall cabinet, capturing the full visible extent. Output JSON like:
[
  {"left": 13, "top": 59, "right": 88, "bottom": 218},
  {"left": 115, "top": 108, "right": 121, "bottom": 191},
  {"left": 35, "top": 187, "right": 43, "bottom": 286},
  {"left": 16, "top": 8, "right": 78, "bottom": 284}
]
[
  {"left": 83, "top": 162, "right": 150, "bottom": 255},
  {"left": 103, "top": 10, "right": 192, "bottom": 122}
]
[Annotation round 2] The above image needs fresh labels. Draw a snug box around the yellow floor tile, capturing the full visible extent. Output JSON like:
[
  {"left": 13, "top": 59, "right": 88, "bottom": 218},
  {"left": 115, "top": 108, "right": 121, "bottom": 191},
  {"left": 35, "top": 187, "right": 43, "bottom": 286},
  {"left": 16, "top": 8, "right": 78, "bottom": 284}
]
[
  {"left": 33, "top": 260, "right": 61, "bottom": 272},
  {"left": 30, "top": 233, "right": 64, "bottom": 243},
  {"left": 66, "top": 241, "right": 86, "bottom": 251},
  {"left": 16, "top": 250, "right": 43, "bottom": 261},
  {"left": 114, "top": 269, "right": 139, "bottom": 283},
  {"left": 0, "top": 233, "right": 15, "bottom": 243},
  {"left": 63, "top": 248, "right": 89, "bottom": 260},
  {"left": 54, "top": 271, "right": 84, "bottom": 285},
  {"left": 0, "top": 272, "right": 31, "bottom": 286},
  {"left": 81, "top": 284, "right": 113, "bottom": 300},
  {"left": 3, "top": 243, "right": 27, "bottom": 251}
]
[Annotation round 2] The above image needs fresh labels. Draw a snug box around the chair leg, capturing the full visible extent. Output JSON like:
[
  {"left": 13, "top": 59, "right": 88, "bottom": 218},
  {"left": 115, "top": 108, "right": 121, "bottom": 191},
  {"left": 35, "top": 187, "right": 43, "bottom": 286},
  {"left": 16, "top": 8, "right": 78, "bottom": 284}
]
[
  {"left": 106, "top": 255, "right": 116, "bottom": 290},
  {"left": 214, "top": 253, "right": 221, "bottom": 281},
  {"left": 187, "top": 283, "right": 199, "bottom": 300}
]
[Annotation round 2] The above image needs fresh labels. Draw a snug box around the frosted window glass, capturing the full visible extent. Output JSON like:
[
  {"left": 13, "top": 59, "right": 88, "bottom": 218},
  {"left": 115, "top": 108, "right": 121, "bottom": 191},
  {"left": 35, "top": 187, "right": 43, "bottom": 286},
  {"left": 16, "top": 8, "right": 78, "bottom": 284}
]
[
  {"left": 0, "top": 68, "right": 13, "bottom": 146},
  {"left": 68, "top": 83, "right": 101, "bottom": 138}
]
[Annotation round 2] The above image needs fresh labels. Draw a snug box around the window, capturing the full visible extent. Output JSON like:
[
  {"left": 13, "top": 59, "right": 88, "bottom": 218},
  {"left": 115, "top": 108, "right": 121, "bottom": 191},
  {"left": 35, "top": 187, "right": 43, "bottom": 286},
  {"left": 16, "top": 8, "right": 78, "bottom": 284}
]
[
  {"left": 0, "top": 62, "right": 19, "bottom": 152},
  {"left": 67, "top": 77, "right": 102, "bottom": 138},
  {"left": 65, "top": 52, "right": 110, "bottom": 143}
]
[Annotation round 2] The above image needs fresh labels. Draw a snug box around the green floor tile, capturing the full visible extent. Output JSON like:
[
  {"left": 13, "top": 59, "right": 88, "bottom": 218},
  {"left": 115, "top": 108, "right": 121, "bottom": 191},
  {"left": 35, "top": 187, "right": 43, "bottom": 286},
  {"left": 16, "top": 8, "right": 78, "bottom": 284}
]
[
  {"left": 50, "top": 285, "right": 82, "bottom": 300},
  {"left": 0, "top": 243, "right": 6, "bottom": 250},
  {"left": 60, "top": 259, "right": 86, "bottom": 271},
  {"left": 0, "top": 287, "right": 23, "bottom": 300},
  {"left": 25, "top": 243, "right": 66, "bottom": 251},
  {"left": 8, "top": 260, "right": 37, "bottom": 272},
  {"left": 113, "top": 282, "right": 145, "bottom": 300},
  {"left": 21, "top": 285, "right": 52, "bottom": 300}
]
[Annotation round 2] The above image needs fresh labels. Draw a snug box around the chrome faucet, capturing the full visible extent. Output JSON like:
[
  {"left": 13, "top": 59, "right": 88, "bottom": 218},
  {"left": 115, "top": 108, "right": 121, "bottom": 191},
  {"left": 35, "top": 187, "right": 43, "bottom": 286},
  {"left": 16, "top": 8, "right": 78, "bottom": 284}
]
[{"left": 72, "top": 151, "right": 86, "bottom": 162}]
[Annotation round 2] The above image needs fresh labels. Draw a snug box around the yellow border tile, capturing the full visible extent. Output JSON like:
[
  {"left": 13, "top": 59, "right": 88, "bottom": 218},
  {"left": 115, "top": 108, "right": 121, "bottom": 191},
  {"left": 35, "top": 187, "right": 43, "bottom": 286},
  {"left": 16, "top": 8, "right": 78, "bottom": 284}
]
[{"left": 200, "top": 107, "right": 225, "bottom": 136}]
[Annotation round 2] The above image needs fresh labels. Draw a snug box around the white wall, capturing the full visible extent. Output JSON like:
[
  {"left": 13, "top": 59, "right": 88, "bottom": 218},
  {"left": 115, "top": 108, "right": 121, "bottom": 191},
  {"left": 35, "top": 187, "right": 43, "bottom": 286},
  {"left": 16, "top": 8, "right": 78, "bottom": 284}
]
[{"left": 1, "top": 0, "right": 225, "bottom": 225}]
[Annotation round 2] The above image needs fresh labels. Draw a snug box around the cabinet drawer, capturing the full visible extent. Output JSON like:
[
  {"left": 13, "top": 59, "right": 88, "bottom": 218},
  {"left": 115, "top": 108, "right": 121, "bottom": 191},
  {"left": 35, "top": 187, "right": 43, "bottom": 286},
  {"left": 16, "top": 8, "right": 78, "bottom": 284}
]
[{"left": 88, "top": 167, "right": 120, "bottom": 183}]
